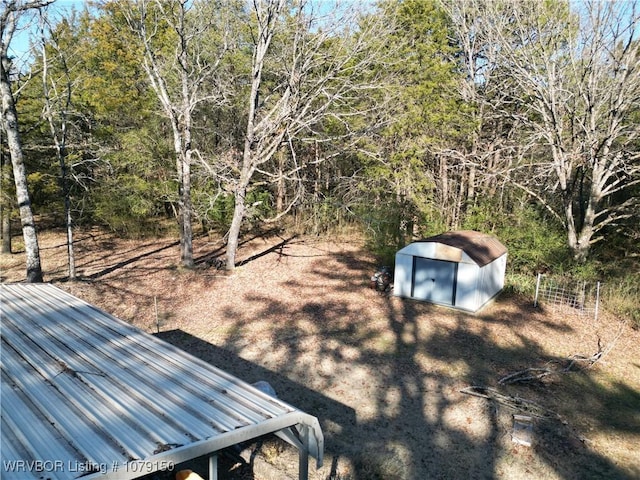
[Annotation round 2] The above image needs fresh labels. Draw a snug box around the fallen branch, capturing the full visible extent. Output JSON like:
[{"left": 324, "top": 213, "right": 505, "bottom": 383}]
[
  {"left": 497, "top": 330, "right": 622, "bottom": 386},
  {"left": 498, "top": 367, "right": 557, "bottom": 385},
  {"left": 461, "top": 386, "right": 600, "bottom": 447},
  {"left": 460, "top": 386, "right": 563, "bottom": 420}
]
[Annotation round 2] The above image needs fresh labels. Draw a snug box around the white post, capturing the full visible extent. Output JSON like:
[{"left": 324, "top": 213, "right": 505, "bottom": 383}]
[
  {"left": 298, "top": 425, "right": 309, "bottom": 480},
  {"left": 209, "top": 454, "right": 218, "bottom": 480},
  {"left": 155, "top": 295, "right": 159, "bottom": 333},
  {"left": 534, "top": 273, "right": 542, "bottom": 307}
]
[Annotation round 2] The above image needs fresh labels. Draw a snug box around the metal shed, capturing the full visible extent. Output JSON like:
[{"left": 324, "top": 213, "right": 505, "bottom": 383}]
[
  {"left": 393, "top": 230, "right": 507, "bottom": 312},
  {"left": 0, "top": 283, "right": 323, "bottom": 480}
]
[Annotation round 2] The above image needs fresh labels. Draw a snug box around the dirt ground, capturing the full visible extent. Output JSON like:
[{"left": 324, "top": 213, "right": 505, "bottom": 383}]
[{"left": 2, "top": 228, "right": 639, "bottom": 480}]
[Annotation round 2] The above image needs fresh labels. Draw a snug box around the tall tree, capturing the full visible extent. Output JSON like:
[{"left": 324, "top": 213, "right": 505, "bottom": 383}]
[
  {"left": 124, "top": 0, "right": 231, "bottom": 268},
  {"left": 224, "top": 0, "right": 285, "bottom": 270},
  {"left": 71, "top": 5, "right": 171, "bottom": 235},
  {"left": 469, "top": 0, "right": 640, "bottom": 262},
  {"left": 0, "top": 0, "right": 52, "bottom": 282},
  {"left": 224, "top": 0, "right": 394, "bottom": 269},
  {"left": 38, "top": 7, "right": 76, "bottom": 278},
  {"left": 352, "top": 0, "right": 466, "bottom": 249},
  {"left": 440, "top": 0, "right": 523, "bottom": 230}
]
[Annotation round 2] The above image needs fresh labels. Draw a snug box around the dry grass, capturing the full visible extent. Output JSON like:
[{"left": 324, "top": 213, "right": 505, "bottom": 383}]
[{"left": 2, "top": 227, "right": 639, "bottom": 480}]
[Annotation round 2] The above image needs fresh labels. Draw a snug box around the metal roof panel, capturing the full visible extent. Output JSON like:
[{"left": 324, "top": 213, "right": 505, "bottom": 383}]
[{"left": 1, "top": 283, "right": 323, "bottom": 480}]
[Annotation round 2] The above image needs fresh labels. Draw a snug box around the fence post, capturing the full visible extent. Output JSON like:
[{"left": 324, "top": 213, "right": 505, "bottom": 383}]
[
  {"left": 155, "top": 295, "right": 160, "bottom": 333},
  {"left": 534, "top": 273, "right": 542, "bottom": 307}
]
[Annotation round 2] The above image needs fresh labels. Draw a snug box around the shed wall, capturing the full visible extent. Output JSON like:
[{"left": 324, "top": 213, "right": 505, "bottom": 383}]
[
  {"left": 478, "top": 254, "right": 507, "bottom": 306},
  {"left": 453, "top": 262, "right": 481, "bottom": 311},
  {"left": 393, "top": 253, "right": 413, "bottom": 297}
]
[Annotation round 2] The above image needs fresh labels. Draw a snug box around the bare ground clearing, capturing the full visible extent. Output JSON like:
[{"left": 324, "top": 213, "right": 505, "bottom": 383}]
[{"left": 2, "top": 228, "right": 639, "bottom": 480}]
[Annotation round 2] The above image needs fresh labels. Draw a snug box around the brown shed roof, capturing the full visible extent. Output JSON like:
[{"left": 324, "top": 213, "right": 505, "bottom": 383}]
[{"left": 418, "top": 230, "right": 507, "bottom": 267}]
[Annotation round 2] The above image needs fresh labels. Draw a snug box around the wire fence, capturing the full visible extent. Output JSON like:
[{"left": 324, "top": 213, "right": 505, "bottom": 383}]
[{"left": 534, "top": 273, "right": 601, "bottom": 321}]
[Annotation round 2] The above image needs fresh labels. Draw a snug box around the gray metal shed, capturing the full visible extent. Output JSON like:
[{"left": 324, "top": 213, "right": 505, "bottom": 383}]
[
  {"left": 393, "top": 230, "right": 507, "bottom": 312},
  {"left": 0, "top": 283, "right": 323, "bottom": 480}
]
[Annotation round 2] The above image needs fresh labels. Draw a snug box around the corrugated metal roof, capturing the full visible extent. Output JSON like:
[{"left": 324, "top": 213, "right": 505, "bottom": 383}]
[
  {"left": 418, "top": 230, "right": 507, "bottom": 266},
  {"left": 1, "top": 283, "right": 323, "bottom": 480}
]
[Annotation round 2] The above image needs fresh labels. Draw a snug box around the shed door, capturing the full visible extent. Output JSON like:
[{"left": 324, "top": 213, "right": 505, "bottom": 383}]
[{"left": 412, "top": 258, "right": 456, "bottom": 305}]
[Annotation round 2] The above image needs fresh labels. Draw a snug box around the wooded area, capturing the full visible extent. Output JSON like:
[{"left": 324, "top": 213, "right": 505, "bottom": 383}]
[{"left": 1, "top": 0, "right": 638, "bottom": 319}]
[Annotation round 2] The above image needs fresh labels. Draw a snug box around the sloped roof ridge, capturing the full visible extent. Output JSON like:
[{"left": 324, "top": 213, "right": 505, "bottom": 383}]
[{"left": 417, "top": 230, "right": 506, "bottom": 266}]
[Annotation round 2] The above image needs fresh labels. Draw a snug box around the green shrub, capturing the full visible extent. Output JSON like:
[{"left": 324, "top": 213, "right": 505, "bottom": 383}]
[
  {"left": 504, "top": 272, "right": 537, "bottom": 296},
  {"left": 297, "top": 194, "right": 350, "bottom": 235},
  {"left": 198, "top": 189, "right": 274, "bottom": 233},
  {"left": 358, "top": 200, "right": 410, "bottom": 266},
  {"left": 601, "top": 274, "right": 640, "bottom": 327},
  {"left": 482, "top": 206, "right": 566, "bottom": 276},
  {"left": 91, "top": 174, "right": 172, "bottom": 237}
]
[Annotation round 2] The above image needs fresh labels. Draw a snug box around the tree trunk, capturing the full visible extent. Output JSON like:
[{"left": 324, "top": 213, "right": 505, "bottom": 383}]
[
  {"left": 1, "top": 57, "right": 43, "bottom": 282},
  {"left": 276, "top": 149, "right": 285, "bottom": 214},
  {"left": 40, "top": 23, "right": 76, "bottom": 280},
  {"left": 1, "top": 159, "right": 11, "bottom": 253},
  {"left": 570, "top": 185, "right": 599, "bottom": 263},
  {"left": 129, "top": 0, "right": 198, "bottom": 270},
  {"left": 177, "top": 148, "right": 194, "bottom": 268},
  {"left": 439, "top": 154, "right": 454, "bottom": 228},
  {"left": 177, "top": 8, "right": 194, "bottom": 269},
  {"left": 467, "top": 164, "right": 476, "bottom": 207},
  {"left": 1, "top": 204, "right": 11, "bottom": 253},
  {"left": 65, "top": 194, "right": 75, "bottom": 279},
  {"left": 226, "top": 185, "right": 246, "bottom": 270},
  {"left": 224, "top": 0, "right": 285, "bottom": 270}
]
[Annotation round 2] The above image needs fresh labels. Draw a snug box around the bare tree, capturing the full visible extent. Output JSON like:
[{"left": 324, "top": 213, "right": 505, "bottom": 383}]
[
  {"left": 224, "top": 0, "right": 394, "bottom": 269},
  {"left": 224, "top": 0, "right": 285, "bottom": 270},
  {"left": 439, "top": 0, "right": 524, "bottom": 229},
  {"left": 38, "top": 7, "right": 76, "bottom": 278},
  {"left": 462, "top": 0, "right": 640, "bottom": 262},
  {"left": 0, "top": 0, "right": 54, "bottom": 282},
  {"left": 124, "top": 0, "right": 230, "bottom": 268}
]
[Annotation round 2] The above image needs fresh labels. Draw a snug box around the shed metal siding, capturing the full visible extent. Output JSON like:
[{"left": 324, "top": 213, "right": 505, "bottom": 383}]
[
  {"left": 479, "top": 253, "right": 507, "bottom": 305},
  {"left": 453, "top": 262, "right": 480, "bottom": 311},
  {"left": 412, "top": 258, "right": 456, "bottom": 305},
  {"left": 393, "top": 231, "right": 507, "bottom": 312},
  {"left": 0, "top": 284, "right": 323, "bottom": 480},
  {"left": 393, "top": 252, "right": 414, "bottom": 298}
]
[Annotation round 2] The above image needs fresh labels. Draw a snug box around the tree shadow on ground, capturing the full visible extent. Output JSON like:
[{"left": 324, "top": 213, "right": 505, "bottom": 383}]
[
  {"left": 158, "top": 295, "right": 637, "bottom": 477},
  {"left": 34, "top": 231, "right": 639, "bottom": 480},
  {"left": 157, "top": 329, "right": 358, "bottom": 480},
  {"left": 46, "top": 227, "right": 287, "bottom": 284},
  {"left": 193, "top": 227, "right": 288, "bottom": 267},
  {"left": 43, "top": 229, "right": 297, "bottom": 327},
  {"left": 422, "top": 319, "right": 638, "bottom": 479},
  {"left": 176, "top": 242, "right": 637, "bottom": 480}
]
